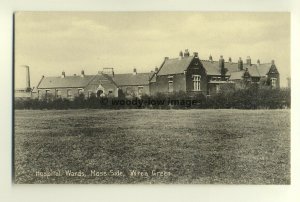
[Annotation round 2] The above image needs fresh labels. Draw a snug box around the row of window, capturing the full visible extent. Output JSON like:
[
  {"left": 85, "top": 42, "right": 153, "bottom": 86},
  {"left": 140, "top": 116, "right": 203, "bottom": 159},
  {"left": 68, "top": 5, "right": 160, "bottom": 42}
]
[
  {"left": 38, "top": 88, "right": 84, "bottom": 98},
  {"left": 167, "top": 75, "right": 201, "bottom": 92}
]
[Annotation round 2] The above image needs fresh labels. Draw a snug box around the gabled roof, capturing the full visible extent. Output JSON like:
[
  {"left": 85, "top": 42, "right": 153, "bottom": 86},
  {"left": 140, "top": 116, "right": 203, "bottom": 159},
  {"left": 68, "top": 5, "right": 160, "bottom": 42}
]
[
  {"left": 200, "top": 60, "right": 230, "bottom": 76},
  {"left": 37, "top": 74, "right": 113, "bottom": 89},
  {"left": 257, "top": 63, "right": 272, "bottom": 76},
  {"left": 112, "top": 73, "right": 152, "bottom": 86},
  {"left": 157, "top": 56, "right": 194, "bottom": 76}
]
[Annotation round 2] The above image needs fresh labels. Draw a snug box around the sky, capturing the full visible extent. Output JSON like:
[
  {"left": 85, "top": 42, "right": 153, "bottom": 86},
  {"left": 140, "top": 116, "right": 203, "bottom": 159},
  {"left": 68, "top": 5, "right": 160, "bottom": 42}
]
[{"left": 14, "top": 12, "right": 290, "bottom": 88}]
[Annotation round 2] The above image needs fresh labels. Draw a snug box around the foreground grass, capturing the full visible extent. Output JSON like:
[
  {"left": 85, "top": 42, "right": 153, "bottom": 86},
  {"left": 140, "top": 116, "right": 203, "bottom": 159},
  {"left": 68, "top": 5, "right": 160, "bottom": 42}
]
[{"left": 14, "top": 109, "right": 290, "bottom": 184}]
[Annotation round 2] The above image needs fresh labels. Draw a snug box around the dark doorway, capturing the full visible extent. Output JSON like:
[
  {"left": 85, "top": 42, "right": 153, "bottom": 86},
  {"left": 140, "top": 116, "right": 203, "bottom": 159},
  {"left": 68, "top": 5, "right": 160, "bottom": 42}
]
[{"left": 97, "top": 90, "right": 103, "bottom": 97}]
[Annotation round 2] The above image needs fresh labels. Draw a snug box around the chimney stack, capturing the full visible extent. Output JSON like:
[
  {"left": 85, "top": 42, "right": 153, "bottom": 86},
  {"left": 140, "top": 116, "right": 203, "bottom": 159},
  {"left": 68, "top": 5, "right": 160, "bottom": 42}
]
[
  {"left": 257, "top": 59, "right": 260, "bottom": 65},
  {"left": 179, "top": 51, "right": 183, "bottom": 59},
  {"left": 238, "top": 57, "right": 243, "bottom": 71},
  {"left": 219, "top": 55, "right": 224, "bottom": 70},
  {"left": 219, "top": 55, "right": 226, "bottom": 78},
  {"left": 246, "top": 56, "right": 251, "bottom": 65},
  {"left": 165, "top": 57, "right": 169, "bottom": 60},
  {"left": 133, "top": 68, "right": 137, "bottom": 75},
  {"left": 228, "top": 57, "right": 232, "bottom": 63},
  {"left": 155, "top": 67, "right": 159, "bottom": 72},
  {"left": 209, "top": 55, "right": 213, "bottom": 62},
  {"left": 184, "top": 49, "right": 190, "bottom": 57},
  {"left": 22, "top": 65, "right": 31, "bottom": 90},
  {"left": 193, "top": 52, "right": 198, "bottom": 58},
  {"left": 81, "top": 70, "right": 85, "bottom": 77},
  {"left": 271, "top": 60, "right": 275, "bottom": 65},
  {"left": 61, "top": 71, "right": 65, "bottom": 78}
]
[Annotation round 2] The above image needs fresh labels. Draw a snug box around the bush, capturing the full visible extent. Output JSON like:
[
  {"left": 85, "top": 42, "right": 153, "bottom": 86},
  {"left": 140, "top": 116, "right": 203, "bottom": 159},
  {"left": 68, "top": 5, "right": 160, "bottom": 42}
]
[{"left": 14, "top": 88, "right": 290, "bottom": 110}]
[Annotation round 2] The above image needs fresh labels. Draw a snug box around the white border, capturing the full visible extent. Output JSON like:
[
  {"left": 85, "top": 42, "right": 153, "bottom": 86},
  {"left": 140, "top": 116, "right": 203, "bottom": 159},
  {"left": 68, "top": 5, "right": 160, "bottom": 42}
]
[{"left": 1, "top": 0, "right": 299, "bottom": 202}]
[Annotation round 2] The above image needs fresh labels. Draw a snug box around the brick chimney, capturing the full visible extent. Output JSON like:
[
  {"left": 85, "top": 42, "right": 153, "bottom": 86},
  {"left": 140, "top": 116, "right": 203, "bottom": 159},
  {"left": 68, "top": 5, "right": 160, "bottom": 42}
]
[
  {"left": 193, "top": 52, "right": 198, "bottom": 58},
  {"left": 257, "top": 59, "right": 260, "bottom": 65},
  {"left": 81, "top": 70, "right": 85, "bottom": 77},
  {"left": 219, "top": 55, "right": 225, "bottom": 70},
  {"left": 238, "top": 57, "right": 243, "bottom": 71},
  {"left": 133, "top": 68, "right": 137, "bottom": 75},
  {"left": 155, "top": 67, "right": 159, "bottom": 72},
  {"left": 179, "top": 51, "right": 183, "bottom": 59},
  {"left": 228, "top": 57, "right": 232, "bottom": 63},
  {"left": 209, "top": 55, "right": 213, "bottom": 62},
  {"left": 219, "top": 55, "right": 226, "bottom": 79},
  {"left": 61, "top": 71, "right": 65, "bottom": 78},
  {"left": 246, "top": 56, "right": 251, "bottom": 65},
  {"left": 184, "top": 49, "right": 190, "bottom": 57},
  {"left": 271, "top": 59, "right": 275, "bottom": 65}
]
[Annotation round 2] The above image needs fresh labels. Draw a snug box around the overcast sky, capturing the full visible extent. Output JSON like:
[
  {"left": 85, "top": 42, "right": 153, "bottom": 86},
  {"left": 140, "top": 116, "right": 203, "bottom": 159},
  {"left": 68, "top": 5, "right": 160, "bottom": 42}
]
[{"left": 14, "top": 12, "right": 290, "bottom": 88}]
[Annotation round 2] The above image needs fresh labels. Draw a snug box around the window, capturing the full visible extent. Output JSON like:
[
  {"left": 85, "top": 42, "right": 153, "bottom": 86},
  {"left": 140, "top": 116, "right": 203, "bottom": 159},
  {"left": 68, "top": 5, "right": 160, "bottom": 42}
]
[
  {"left": 67, "top": 89, "right": 73, "bottom": 98},
  {"left": 216, "top": 84, "right": 220, "bottom": 93},
  {"left": 168, "top": 76, "right": 174, "bottom": 93},
  {"left": 271, "top": 78, "right": 277, "bottom": 88},
  {"left": 138, "top": 86, "right": 144, "bottom": 95},
  {"left": 56, "top": 89, "right": 61, "bottom": 98},
  {"left": 193, "top": 75, "right": 201, "bottom": 91},
  {"left": 45, "top": 90, "right": 51, "bottom": 98},
  {"left": 78, "top": 88, "right": 84, "bottom": 95}
]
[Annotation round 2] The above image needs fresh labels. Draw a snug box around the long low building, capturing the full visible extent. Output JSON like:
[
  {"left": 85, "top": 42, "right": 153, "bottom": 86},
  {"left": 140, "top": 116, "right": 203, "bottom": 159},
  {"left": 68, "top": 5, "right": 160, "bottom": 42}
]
[{"left": 31, "top": 49, "right": 280, "bottom": 100}]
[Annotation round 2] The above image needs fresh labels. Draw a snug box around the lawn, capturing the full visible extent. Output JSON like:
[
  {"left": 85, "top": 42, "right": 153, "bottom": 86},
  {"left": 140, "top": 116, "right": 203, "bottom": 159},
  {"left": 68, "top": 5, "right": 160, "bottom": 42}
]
[{"left": 14, "top": 109, "right": 290, "bottom": 184}]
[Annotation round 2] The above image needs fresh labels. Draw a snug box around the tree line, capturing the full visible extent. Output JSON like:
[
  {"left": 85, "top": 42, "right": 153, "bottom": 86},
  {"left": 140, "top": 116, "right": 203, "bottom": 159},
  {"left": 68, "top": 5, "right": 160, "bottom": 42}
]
[{"left": 14, "top": 86, "right": 290, "bottom": 110}]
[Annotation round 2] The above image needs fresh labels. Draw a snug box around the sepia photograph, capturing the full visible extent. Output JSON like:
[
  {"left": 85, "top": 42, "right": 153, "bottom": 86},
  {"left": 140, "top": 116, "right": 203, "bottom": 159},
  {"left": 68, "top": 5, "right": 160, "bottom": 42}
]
[{"left": 13, "top": 11, "right": 290, "bottom": 184}]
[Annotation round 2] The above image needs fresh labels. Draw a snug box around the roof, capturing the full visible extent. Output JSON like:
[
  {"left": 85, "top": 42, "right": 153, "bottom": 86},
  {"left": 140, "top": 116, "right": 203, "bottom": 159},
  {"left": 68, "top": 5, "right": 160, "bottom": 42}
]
[
  {"left": 200, "top": 60, "right": 230, "bottom": 76},
  {"left": 157, "top": 56, "right": 194, "bottom": 76},
  {"left": 229, "top": 71, "right": 245, "bottom": 80},
  {"left": 37, "top": 74, "right": 112, "bottom": 89},
  {"left": 257, "top": 63, "right": 272, "bottom": 76},
  {"left": 112, "top": 73, "right": 152, "bottom": 86}
]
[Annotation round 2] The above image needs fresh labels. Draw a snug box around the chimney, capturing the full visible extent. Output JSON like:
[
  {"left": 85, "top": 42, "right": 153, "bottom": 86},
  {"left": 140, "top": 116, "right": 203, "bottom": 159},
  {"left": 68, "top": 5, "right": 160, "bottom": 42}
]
[
  {"left": 133, "top": 68, "right": 137, "bottom": 75},
  {"left": 22, "top": 65, "right": 30, "bottom": 90},
  {"left": 209, "top": 55, "right": 213, "bottom": 62},
  {"left": 238, "top": 57, "right": 243, "bottom": 71},
  {"left": 219, "top": 55, "right": 226, "bottom": 79},
  {"left": 219, "top": 55, "right": 224, "bottom": 70},
  {"left": 80, "top": 70, "right": 85, "bottom": 77},
  {"left": 193, "top": 52, "right": 198, "bottom": 58},
  {"left": 246, "top": 56, "right": 251, "bottom": 65},
  {"left": 271, "top": 60, "right": 275, "bottom": 65},
  {"left": 257, "top": 59, "right": 260, "bottom": 65},
  {"left": 228, "top": 57, "right": 232, "bottom": 63},
  {"left": 155, "top": 67, "right": 159, "bottom": 72},
  {"left": 184, "top": 49, "right": 190, "bottom": 57},
  {"left": 61, "top": 71, "right": 65, "bottom": 78},
  {"left": 165, "top": 57, "right": 169, "bottom": 60},
  {"left": 179, "top": 51, "right": 183, "bottom": 59}
]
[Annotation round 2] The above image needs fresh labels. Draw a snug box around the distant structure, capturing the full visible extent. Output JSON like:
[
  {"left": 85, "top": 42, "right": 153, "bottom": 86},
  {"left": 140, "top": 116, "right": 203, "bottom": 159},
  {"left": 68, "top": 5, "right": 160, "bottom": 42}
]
[
  {"left": 33, "top": 68, "right": 153, "bottom": 100},
  {"left": 28, "top": 49, "right": 281, "bottom": 100},
  {"left": 15, "top": 65, "right": 32, "bottom": 99}
]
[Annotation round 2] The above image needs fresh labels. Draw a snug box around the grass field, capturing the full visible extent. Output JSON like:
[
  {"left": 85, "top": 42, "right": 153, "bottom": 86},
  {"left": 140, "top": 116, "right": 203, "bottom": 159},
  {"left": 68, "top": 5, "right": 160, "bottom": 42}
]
[{"left": 14, "top": 109, "right": 290, "bottom": 184}]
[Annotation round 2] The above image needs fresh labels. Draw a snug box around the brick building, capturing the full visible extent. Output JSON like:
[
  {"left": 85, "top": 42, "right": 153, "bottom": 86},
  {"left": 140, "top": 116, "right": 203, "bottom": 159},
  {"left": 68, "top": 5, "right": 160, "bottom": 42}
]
[
  {"left": 149, "top": 49, "right": 280, "bottom": 96},
  {"left": 34, "top": 70, "right": 118, "bottom": 100}
]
